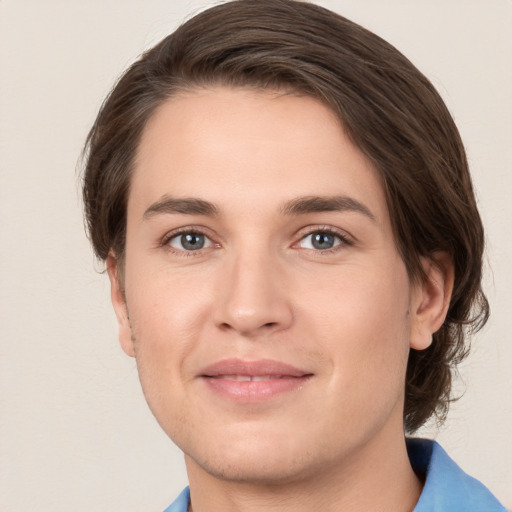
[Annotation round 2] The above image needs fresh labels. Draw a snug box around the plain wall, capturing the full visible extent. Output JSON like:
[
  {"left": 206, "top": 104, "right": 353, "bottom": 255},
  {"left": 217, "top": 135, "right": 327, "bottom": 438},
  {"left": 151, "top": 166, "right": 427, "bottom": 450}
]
[{"left": 1, "top": 1, "right": 511, "bottom": 510}]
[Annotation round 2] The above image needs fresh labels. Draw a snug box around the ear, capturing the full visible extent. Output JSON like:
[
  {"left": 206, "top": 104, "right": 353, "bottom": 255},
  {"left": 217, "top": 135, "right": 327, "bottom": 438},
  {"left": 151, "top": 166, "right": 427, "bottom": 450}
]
[
  {"left": 409, "top": 252, "right": 454, "bottom": 351},
  {"left": 106, "top": 252, "right": 135, "bottom": 357}
]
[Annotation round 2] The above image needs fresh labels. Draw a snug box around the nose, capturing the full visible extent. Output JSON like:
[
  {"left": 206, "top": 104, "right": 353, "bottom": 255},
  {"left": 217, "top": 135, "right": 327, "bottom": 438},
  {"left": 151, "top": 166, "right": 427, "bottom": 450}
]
[{"left": 213, "top": 250, "right": 294, "bottom": 337}]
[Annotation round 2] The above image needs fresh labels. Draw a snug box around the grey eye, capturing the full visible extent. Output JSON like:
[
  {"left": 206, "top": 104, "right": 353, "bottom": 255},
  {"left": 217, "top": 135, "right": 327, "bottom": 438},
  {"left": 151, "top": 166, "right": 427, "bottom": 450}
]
[
  {"left": 299, "top": 232, "right": 341, "bottom": 250},
  {"left": 169, "top": 232, "right": 210, "bottom": 251}
]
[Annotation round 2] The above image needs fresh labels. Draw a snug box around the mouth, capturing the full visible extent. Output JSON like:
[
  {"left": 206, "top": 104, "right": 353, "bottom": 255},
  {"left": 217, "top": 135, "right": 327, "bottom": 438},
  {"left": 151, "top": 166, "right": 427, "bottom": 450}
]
[
  {"left": 199, "top": 359, "right": 313, "bottom": 402},
  {"left": 211, "top": 375, "right": 289, "bottom": 381}
]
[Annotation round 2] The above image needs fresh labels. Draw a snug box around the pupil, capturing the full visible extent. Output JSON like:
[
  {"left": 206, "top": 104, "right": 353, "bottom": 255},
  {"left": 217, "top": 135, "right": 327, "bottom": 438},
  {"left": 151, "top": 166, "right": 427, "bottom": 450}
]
[
  {"left": 312, "top": 233, "right": 334, "bottom": 250},
  {"left": 181, "top": 233, "right": 204, "bottom": 250}
]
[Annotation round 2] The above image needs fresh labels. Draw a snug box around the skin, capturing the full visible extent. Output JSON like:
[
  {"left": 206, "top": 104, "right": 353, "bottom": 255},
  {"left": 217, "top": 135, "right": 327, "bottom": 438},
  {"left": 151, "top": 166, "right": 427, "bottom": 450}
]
[{"left": 108, "top": 87, "right": 453, "bottom": 512}]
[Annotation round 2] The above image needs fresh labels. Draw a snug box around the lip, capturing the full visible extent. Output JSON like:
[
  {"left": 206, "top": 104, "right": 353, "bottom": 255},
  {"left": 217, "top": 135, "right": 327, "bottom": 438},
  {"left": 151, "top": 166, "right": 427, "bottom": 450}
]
[{"left": 198, "top": 358, "right": 313, "bottom": 403}]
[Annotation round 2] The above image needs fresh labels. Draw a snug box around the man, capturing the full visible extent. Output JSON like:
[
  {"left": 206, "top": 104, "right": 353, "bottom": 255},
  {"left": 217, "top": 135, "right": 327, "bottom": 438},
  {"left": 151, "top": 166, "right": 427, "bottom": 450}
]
[{"left": 82, "top": 1, "right": 506, "bottom": 510}]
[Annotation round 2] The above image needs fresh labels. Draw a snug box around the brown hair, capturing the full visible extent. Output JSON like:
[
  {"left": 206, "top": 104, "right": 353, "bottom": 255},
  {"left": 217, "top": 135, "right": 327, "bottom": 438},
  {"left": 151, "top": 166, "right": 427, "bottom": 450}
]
[{"left": 82, "top": 0, "right": 489, "bottom": 432}]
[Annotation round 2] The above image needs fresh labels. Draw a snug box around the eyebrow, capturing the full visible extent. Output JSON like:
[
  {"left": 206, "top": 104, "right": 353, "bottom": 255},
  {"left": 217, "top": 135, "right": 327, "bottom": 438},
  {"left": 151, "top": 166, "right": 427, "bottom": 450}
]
[
  {"left": 282, "top": 195, "right": 376, "bottom": 222},
  {"left": 143, "top": 196, "right": 219, "bottom": 219},
  {"left": 143, "top": 194, "right": 376, "bottom": 222}
]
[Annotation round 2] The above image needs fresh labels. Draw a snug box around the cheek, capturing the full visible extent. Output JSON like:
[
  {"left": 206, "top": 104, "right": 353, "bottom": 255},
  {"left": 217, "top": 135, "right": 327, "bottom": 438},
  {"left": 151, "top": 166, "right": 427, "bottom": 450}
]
[
  {"left": 300, "top": 261, "right": 412, "bottom": 389},
  {"left": 127, "top": 260, "right": 212, "bottom": 337},
  {"left": 125, "top": 270, "right": 212, "bottom": 395}
]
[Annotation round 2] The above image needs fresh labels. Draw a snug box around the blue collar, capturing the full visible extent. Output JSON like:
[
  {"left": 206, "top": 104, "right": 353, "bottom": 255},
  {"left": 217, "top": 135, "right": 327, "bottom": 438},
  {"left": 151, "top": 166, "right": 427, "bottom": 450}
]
[{"left": 408, "top": 438, "right": 505, "bottom": 511}]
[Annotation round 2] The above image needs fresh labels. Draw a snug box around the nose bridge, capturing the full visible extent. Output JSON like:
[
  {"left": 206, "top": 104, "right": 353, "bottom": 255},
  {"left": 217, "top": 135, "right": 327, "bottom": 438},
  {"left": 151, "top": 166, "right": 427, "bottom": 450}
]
[{"left": 214, "top": 241, "right": 292, "bottom": 336}]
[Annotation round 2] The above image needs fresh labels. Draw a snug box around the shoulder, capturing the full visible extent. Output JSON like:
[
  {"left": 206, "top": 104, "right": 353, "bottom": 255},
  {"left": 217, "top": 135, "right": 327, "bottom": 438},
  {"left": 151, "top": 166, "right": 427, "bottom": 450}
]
[{"left": 408, "top": 438, "right": 507, "bottom": 512}]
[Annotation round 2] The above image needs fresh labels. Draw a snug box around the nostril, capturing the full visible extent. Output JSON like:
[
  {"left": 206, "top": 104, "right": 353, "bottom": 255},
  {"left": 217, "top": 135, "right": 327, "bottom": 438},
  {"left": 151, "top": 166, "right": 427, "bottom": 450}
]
[{"left": 217, "top": 320, "right": 280, "bottom": 335}]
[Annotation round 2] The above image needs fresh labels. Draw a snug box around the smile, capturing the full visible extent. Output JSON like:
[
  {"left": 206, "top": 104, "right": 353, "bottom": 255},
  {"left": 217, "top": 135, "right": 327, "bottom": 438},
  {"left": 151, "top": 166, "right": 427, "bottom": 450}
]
[
  {"left": 212, "top": 375, "right": 287, "bottom": 381},
  {"left": 199, "top": 359, "right": 313, "bottom": 402}
]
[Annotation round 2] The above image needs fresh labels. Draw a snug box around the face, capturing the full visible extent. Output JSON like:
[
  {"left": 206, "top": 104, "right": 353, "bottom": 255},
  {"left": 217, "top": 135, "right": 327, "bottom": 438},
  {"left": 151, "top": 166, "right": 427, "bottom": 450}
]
[{"left": 109, "top": 87, "right": 438, "bottom": 485}]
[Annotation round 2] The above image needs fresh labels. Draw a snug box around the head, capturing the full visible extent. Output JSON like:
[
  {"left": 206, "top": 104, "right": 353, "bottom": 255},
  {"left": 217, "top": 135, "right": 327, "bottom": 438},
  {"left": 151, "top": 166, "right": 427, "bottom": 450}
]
[{"left": 83, "top": 0, "right": 488, "bottom": 442}]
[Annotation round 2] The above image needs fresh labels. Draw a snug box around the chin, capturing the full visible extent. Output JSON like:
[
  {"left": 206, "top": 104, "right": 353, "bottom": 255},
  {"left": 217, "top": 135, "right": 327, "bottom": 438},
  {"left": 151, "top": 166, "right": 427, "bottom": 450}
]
[
  {"left": 181, "top": 426, "right": 326, "bottom": 486},
  {"left": 189, "top": 450, "right": 314, "bottom": 485}
]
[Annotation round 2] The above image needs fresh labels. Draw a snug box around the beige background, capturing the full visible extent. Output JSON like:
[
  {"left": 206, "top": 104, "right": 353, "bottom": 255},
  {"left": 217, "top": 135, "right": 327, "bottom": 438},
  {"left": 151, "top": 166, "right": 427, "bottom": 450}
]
[{"left": 0, "top": 1, "right": 511, "bottom": 510}]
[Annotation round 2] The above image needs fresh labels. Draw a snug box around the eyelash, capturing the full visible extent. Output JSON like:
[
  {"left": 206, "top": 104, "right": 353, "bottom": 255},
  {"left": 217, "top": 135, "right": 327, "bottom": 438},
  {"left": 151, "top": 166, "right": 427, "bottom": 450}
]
[
  {"left": 160, "top": 227, "right": 216, "bottom": 257},
  {"left": 159, "top": 225, "right": 353, "bottom": 257},
  {"left": 295, "top": 225, "right": 353, "bottom": 254}
]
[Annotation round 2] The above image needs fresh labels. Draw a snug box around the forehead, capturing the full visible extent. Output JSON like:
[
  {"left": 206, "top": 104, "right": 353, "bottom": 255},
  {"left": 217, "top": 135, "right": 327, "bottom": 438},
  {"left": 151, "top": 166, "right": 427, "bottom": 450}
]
[{"left": 130, "top": 87, "right": 389, "bottom": 224}]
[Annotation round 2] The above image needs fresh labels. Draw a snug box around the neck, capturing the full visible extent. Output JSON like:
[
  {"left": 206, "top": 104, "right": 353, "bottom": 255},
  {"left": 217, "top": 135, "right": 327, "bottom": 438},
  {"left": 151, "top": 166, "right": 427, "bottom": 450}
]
[{"left": 184, "top": 431, "right": 422, "bottom": 512}]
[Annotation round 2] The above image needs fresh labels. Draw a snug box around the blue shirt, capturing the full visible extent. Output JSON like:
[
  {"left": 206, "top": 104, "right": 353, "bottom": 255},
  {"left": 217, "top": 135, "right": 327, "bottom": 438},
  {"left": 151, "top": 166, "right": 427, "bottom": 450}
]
[{"left": 163, "top": 439, "right": 506, "bottom": 511}]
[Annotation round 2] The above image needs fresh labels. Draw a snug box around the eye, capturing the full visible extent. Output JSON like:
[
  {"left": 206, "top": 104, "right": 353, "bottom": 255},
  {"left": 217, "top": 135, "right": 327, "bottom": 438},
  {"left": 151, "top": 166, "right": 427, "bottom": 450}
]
[
  {"left": 168, "top": 232, "right": 212, "bottom": 251},
  {"left": 298, "top": 231, "right": 343, "bottom": 251}
]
